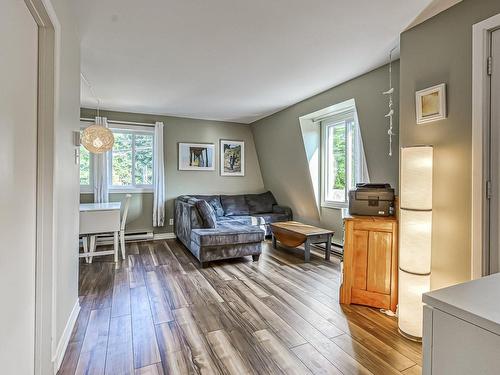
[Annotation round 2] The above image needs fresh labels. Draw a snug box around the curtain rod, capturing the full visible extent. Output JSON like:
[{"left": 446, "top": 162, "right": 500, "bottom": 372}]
[{"left": 80, "top": 117, "right": 155, "bottom": 127}]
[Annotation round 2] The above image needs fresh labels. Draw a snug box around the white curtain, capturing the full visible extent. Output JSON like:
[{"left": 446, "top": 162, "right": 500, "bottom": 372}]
[
  {"left": 153, "top": 121, "right": 165, "bottom": 227},
  {"left": 93, "top": 116, "right": 109, "bottom": 203}
]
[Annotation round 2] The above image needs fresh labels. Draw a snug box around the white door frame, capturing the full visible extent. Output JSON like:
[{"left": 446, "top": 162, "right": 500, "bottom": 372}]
[
  {"left": 472, "top": 13, "right": 500, "bottom": 279},
  {"left": 24, "top": 0, "right": 59, "bottom": 373}
]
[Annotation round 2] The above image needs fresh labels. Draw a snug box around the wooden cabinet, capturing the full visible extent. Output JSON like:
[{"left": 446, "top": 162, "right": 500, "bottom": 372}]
[{"left": 340, "top": 215, "right": 398, "bottom": 312}]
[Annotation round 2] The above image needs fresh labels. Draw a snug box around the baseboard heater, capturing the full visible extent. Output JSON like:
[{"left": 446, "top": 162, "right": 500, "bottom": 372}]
[
  {"left": 312, "top": 240, "right": 344, "bottom": 258},
  {"left": 94, "top": 231, "right": 154, "bottom": 245}
]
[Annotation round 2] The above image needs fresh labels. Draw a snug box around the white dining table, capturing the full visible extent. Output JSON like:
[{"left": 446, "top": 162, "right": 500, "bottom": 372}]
[{"left": 79, "top": 202, "right": 121, "bottom": 262}]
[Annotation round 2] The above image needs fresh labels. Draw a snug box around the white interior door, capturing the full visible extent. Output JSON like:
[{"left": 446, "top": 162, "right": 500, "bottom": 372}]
[
  {"left": 0, "top": 1, "right": 38, "bottom": 373},
  {"left": 490, "top": 29, "right": 500, "bottom": 275}
]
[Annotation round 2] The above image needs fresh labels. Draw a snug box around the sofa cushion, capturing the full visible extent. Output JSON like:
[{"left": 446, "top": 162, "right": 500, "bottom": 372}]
[
  {"left": 207, "top": 197, "right": 225, "bottom": 217},
  {"left": 194, "top": 200, "right": 217, "bottom": 228},
  {"left": 251, "top": 212, "right": 290, "bottom": 224},
  {"left": 220, "top": 195, "right": 249, "bottom": 216},
  {"left": 217, "top": 215, "right": 264, "bottom": 226},
  {"left": 192, "top": 194, "right": 219, "bottom": 202},
  {"left": 246, "top": 191, "right": 277, "bottom": 214},
  {"left": 191, "top": 222, "right": 264, "bottom": 247}
]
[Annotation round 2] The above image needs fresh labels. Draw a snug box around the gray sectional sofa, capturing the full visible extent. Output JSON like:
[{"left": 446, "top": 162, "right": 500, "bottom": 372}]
[{"left": 174, "top": 191, "right": 292, "bottom": 266}]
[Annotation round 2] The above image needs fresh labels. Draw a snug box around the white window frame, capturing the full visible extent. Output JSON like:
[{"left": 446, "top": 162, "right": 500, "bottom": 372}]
[
  {"left": 107, "top": 124, "right": 155, "bottom": 193},
  {"left": 319, "top": 108, "right": 366, "bottom": 209}
]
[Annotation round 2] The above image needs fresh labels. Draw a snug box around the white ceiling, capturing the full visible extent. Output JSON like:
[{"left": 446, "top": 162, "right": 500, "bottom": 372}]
[{"left": 75, "top": 0, "right": 433, "bottom": 124}]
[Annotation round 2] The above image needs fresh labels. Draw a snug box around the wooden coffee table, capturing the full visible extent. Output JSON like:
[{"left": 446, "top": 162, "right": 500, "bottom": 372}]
[{"left": 270, "top": 221, "right": 334, "bottom": 262}]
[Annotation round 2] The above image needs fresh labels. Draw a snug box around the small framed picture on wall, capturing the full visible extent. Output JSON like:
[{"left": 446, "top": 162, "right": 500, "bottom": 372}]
[
  {"left": 415, "top": 83, "right": 447, "bottom": 124},
  {"left": 178, "top": 142, "right": 215, "bottom": 171},
  {"left": 220, "top": 139, "right": 245, "bottom": 176}
]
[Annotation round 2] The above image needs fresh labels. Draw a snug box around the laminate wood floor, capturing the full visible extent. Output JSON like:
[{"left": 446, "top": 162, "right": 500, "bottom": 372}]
[{"left": 58, "top": 239, "right": 421, "bottom": 375}]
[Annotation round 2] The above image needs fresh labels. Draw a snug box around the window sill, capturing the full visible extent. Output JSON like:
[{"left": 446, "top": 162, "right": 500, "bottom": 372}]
[{"left": 109, "top": 188, "right": 153, "bottom": 194}]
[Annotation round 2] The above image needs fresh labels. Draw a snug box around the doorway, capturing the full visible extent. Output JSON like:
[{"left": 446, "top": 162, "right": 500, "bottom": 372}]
[
  {"left": 488, "top": 28, "right": 500, "bottom": 275},
  {"left": 472, "top": 13, "right": 500, "bottom": 279}
]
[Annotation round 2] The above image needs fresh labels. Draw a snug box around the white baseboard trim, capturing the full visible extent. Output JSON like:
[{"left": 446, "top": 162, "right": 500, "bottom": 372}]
[
  {"left": 52, "top": 299, "right": 80, "bottom": 373},
  {"left": 153, "top": 232, "right": 176, "bottom": 240}
]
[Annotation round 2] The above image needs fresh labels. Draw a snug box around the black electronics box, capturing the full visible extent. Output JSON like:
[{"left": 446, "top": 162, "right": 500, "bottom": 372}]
[{"left": 348, "top": 183, "right": 395, "bottom": 217}]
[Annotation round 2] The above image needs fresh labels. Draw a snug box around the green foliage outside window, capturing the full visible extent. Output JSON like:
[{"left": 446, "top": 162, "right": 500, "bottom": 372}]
[
  {"left": 111, "top": 132, "right": 153, "bottom": 186},
  {"left": 80, "top": 145, "right": 90, "bottom": 185},
  {"left": 134, "top": 135, "right": 153, "bottom": 185},
  {"left": 332, "top": 125, "right": 346, "bottom": 190}
]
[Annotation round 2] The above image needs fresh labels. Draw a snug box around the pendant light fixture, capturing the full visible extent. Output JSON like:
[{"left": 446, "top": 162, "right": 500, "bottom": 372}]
[{"left": 80, "top": 74, "right": 115, "bottom": 154}]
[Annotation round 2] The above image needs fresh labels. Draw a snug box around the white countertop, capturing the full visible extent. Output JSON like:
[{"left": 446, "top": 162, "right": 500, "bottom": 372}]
[
  {"left": 423, "top": 273, "right": 500, "bottom": 335},
  {"left": 79, "top": 202, "right": 121, "bottom": 212}
]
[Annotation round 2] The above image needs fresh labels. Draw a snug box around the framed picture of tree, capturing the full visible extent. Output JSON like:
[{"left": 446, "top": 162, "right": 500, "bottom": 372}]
[{"left": 220, "top": 140, "right": 245, "bottom": 176}]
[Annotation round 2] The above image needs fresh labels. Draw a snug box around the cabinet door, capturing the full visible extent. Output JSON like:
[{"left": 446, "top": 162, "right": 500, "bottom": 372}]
[
  {"left": 352, "top": 230, "right": 369, "bottom": 290},
  {"left": 367, "top": 231, "right": 392, "bottom": 294},
  {"left": 430, "top": 309, "right": 500, "bottom": 375}
]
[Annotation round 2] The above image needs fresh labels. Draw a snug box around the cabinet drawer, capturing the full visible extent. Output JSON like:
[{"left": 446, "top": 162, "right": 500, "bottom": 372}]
[{"left": 353, "top": 221, "right": 393, "bottom": 232}]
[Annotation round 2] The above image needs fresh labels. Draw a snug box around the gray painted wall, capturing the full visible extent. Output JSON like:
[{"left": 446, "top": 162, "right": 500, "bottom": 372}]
[
  {"left": 80, "top": 108, "right": 265, "bottom": 234},
  {"left": 251, "top": 62, "right": 400, "bottom": 242},
  {"left": 399, "top": 0, "right": 500, "bottom": 289}
]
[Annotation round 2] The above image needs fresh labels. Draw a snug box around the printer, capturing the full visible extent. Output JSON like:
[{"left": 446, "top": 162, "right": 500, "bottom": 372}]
[{"left": 348, "top": 183, "right": 395, "bottom": 217}]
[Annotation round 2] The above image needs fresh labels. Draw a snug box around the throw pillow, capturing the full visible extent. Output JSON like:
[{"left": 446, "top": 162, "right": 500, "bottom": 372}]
[
  {"left": 208, "top": 197, "right": 225, "bottom": 217},
  {"left": 246, "top": 191, "right": 277, "bottom": 214},
  {"left": 195, "top": 200, "right": 218, "bottom": 228},
  {"left": 220, "top": 195, "right": 249, "bottom": 216}
]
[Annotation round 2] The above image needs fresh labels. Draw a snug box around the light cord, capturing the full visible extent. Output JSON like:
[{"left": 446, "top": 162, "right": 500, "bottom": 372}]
[{"left": 80, "top": 72, "right": 101, "bottom": 118}]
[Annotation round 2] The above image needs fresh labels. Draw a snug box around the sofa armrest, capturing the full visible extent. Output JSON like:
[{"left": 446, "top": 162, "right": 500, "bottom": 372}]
[
  {"left": 174, "top": 198, "right": 203, "bottom": 248},
  {"left": 272, "top": 205, "right": 293, "bottom": 219}
]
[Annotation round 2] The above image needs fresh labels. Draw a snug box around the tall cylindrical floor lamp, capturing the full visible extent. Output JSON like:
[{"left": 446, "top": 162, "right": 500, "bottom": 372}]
[{"left": 399, "top": 146, "right": 433, "bottom": 340}]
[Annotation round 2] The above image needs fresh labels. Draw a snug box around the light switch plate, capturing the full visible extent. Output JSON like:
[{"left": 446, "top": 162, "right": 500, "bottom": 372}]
[{"left": 169, "top": 218, "right": 174, "bottom": 226}]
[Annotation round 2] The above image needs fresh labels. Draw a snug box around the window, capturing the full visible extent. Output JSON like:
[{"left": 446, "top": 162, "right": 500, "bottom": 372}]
[
  {"left": 79, "top": 123, "right": 154, "bottom": 193},
  {"left": 108, "top": 128, "right": 154, "bottom": 191},
  {"left": 320, "top": 107, "right": 368, "bottom": 208},
  {"left": 79, "top": 133, "right": 93, "bottom": 193}
]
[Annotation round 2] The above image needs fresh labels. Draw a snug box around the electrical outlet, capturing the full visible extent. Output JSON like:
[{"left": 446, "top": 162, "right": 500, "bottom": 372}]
[{"left": 169, "top": 218, "right": 174, "bottom": 226}]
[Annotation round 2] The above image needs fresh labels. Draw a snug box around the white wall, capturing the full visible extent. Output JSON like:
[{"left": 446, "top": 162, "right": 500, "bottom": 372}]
[
  {"left": 0, "top": 2, "right": 38, "bottom": 373},
  {"left": 49, "top": 0, "right": 81, "bottom": 363}
]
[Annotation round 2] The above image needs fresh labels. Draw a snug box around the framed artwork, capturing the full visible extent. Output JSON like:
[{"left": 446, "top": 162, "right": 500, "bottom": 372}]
[
  {"left": 220, "top": 139, "right": 245, "bottom": 176},
  {"left": 178, "top": 142, "right": 215, "bottom": 171},
  {"left": 416, "top": 83, "right": 447, "bottom": 124}
]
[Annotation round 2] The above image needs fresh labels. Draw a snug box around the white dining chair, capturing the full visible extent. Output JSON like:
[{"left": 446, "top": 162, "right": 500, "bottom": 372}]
[
  {"left": 119, "top": 194, "right": 132, "bottom": 260},
  {"left": 79, "top": 236, "right": 90, "bottom": 263},
  {"left": 87, "top": 194, "right": 132, "bottom": 263}
]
